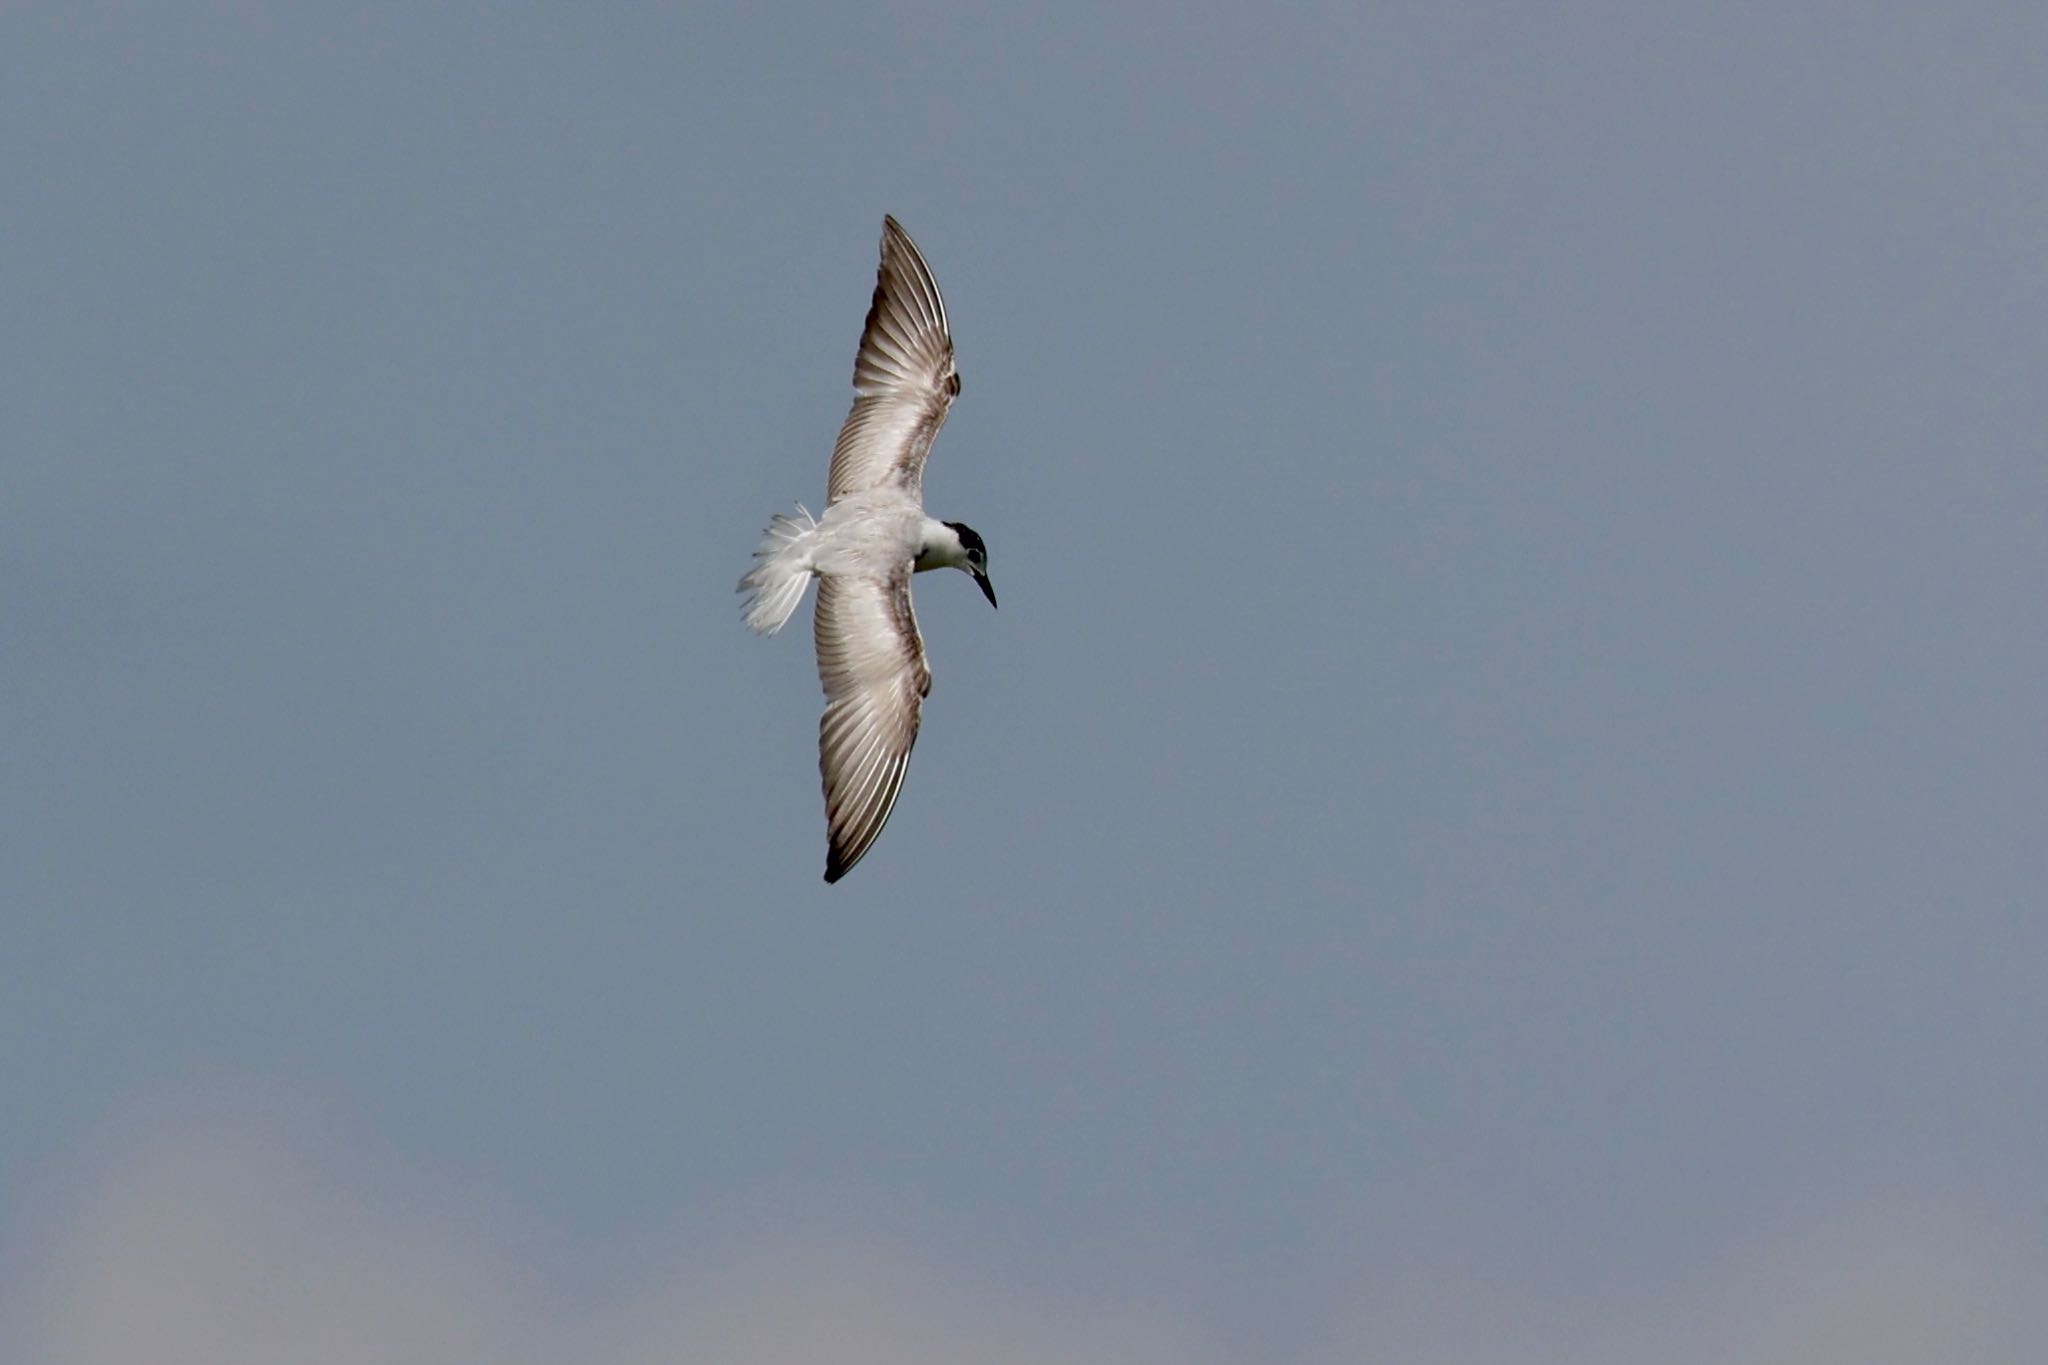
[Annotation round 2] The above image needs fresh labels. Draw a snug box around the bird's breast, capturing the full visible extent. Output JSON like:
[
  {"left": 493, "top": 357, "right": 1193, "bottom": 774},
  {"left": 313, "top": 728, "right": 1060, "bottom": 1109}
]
[{"left": 810, "top": 496, "right": 923, "bottom": 577}]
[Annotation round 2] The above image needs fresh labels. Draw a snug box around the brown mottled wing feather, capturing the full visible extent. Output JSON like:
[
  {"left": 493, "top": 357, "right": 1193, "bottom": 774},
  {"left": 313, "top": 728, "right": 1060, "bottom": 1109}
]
[
  {"left": 825, "top": 216, "right": 959, "bottom": 505},
  {"left": 815, "top": 569, "right": 932, "bottom": 882}
]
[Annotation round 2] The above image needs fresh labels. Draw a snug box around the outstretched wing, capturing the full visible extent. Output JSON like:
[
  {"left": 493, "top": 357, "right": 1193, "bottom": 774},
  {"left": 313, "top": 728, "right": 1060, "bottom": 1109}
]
[
  {"left": 814, "top": 568, "right": 932, "bottom": 882},
  {"left": 825, "top": 216, "right": 959, "bottom": 504}
]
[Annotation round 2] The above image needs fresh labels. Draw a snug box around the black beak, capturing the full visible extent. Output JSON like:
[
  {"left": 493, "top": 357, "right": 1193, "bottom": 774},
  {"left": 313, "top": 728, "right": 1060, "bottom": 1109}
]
[{"left": 974, "top": 571, "right": 998, "bottom": 609}]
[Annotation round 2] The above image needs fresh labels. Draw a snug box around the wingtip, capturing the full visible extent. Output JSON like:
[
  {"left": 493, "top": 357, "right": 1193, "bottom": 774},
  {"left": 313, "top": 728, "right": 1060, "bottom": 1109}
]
[
  {"left": 824, "top": 834, "right": 878, "bottom": 883},
  {"left": 880, "top": 214, "right": 920, "bottom": 256}
]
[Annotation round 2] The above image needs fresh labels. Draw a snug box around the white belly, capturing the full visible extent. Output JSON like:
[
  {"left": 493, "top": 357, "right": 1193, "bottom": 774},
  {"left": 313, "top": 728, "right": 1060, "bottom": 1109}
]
[{"left": 810, "top": 492, "right": 922, "bottom": 578}]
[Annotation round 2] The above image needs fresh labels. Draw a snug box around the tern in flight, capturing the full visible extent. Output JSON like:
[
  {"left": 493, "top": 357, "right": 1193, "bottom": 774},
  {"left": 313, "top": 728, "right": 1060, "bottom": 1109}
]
[{"left": 738, "top": 216, "right": 997, "bottom": 883}]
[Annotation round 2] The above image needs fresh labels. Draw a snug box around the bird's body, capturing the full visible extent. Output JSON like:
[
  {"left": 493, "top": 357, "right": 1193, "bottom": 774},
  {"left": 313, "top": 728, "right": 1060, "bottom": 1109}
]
[{"left": 739, "top": 216, "right": 996, "bottom": 883}]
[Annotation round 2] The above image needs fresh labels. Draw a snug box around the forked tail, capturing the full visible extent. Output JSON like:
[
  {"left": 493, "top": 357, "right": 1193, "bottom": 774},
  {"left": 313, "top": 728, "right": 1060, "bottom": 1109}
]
[{"left": 737, "top": 504, "right": 819, "bottom": 635}]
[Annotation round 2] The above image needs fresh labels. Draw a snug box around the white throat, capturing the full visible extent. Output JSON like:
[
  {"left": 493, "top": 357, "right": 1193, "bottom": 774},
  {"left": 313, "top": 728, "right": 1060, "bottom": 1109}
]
[{"left": 913, "top": 518, "right": 968, "bottom": 572}]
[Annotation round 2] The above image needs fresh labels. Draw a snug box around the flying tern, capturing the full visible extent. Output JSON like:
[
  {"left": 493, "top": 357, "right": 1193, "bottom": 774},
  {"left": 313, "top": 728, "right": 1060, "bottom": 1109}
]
[{"left": 739, "top": 216, "right": 997, "bottom": 883}]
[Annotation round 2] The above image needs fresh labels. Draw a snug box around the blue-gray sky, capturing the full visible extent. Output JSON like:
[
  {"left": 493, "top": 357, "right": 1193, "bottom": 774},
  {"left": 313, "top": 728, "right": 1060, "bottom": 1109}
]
[{"left": 6, "top": 4, "right": 2046, "bottom": 1359}]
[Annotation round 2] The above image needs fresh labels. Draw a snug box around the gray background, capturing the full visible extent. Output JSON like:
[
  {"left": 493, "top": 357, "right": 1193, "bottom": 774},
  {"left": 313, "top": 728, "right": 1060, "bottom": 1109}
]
[{"left": 6, "top": 4, "right": 2045, "bottom": 1360}]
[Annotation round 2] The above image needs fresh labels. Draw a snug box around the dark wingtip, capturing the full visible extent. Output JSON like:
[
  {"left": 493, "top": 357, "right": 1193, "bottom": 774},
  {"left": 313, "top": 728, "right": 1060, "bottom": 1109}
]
[{"left": 825, "top": 840, "right": 854, "bottom": 883}]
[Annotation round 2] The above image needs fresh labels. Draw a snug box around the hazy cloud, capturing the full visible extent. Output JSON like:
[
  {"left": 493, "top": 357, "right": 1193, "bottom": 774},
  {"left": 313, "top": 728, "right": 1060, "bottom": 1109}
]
[
  {"left": 6, "top": 1107, "right": 2042, "bottom": 1364},
  {"left": 2, "top": 1105, "right": 1199, "bottom": 1365},
  {"left": 1324, "top": 1202, "right": 2048, "bottom": 1365}
]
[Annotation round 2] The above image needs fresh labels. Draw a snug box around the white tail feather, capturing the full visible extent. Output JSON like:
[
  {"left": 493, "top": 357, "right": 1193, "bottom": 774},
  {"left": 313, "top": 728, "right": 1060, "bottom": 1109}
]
[{"left": 737, "top": 504, "right": 819, "bottom": 635}]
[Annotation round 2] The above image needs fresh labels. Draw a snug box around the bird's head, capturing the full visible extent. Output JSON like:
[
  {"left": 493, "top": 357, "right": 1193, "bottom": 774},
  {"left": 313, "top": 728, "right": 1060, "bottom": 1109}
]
[{"left": 941, "top": 521, "right": 998, "bottom": 609}]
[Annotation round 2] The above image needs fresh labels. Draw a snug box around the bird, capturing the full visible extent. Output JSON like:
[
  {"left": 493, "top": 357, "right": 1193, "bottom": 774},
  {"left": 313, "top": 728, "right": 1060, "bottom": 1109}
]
[{"left": 738, "top": 216, "right": 997, "bottom": 883}]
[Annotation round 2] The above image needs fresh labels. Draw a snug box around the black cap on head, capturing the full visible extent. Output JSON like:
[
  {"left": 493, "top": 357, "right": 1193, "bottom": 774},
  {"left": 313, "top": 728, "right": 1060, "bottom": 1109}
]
[{"left": 943, "top": 521, "right": 996, "bottom": 608}]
